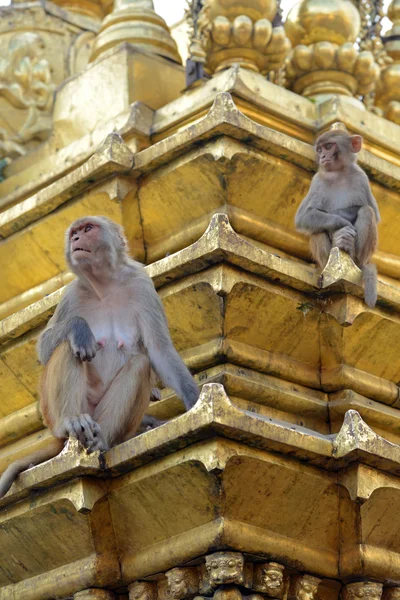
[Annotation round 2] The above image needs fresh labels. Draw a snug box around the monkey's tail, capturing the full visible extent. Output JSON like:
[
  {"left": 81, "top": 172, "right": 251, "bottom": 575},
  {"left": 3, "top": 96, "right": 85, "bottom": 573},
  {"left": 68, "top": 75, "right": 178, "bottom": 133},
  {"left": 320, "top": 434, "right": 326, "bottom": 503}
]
[
  {"left": 362, "top": 264, "right": 377, "bottom": 308},
  {"left": 0, "top": 438, "right": 64, "bottom": 499}
]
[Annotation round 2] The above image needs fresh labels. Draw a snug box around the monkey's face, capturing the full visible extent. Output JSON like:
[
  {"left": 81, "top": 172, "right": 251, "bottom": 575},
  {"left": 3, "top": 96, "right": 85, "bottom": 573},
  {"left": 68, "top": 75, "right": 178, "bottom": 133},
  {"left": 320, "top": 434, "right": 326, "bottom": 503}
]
[
  {"left": 69, "top": 221, "right": 102, "bottom": 265},
  {"left": 315, "top": 132, "right": 362, "bottom": 173},
  {"left": 315, "top": 140, "right": 340, "bottom": 172}
]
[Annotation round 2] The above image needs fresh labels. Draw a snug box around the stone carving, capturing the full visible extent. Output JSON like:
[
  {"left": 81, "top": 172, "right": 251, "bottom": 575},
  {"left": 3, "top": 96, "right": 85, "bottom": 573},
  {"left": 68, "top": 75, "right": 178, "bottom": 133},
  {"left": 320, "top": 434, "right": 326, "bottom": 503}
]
[
  {"left": 253, "top": 563, "right": 285, "bottom": 598},
  {"left": 129, "top": 556, "right": 324, "bottom": 600},
  {"left": 344, "top": 582, "right": 383, "bottom": 600},
  {"left": 74, "top": 589, "right": 116, "bottom": 599},
  {"left": 0, "top": 32, "right": 55, "bottom": 159},
  {"left": 205, "top": 552, "right": 245, "bottom": 587},
  {"left": 166, "top": 567, "right": 200, "bottom": 599},
  {"left": 288, "top": 574, "right": 321, "bottom": 600},
  {"left": 214, "top": 586, "right": 243, "bottom": 600},
  {"left": 191, "top": 0, "right": 291, "bottom": 75},
  {"left": 129, "top": 582, "right": 158, "bottom": 600}
]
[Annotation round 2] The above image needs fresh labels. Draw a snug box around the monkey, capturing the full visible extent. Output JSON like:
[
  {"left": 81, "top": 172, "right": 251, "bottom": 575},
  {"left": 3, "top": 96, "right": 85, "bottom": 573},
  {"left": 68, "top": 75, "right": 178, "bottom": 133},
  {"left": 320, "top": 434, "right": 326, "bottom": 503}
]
[
  {"left": 0, "top": 216, "right": 199, "bottom": 498},
  {"left": 295, "top": 124, "right": 380, "bottom": 308}
]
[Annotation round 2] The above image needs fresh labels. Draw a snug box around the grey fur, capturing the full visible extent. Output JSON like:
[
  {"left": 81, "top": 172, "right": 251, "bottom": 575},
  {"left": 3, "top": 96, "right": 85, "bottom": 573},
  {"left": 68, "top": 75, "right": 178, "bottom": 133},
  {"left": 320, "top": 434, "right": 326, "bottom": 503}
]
[
  {"left": 38, "top": 215, "right": 199, "bottom": 410},
  {"left": 295, "top": 134, "right": 380, "bottom": 307}
]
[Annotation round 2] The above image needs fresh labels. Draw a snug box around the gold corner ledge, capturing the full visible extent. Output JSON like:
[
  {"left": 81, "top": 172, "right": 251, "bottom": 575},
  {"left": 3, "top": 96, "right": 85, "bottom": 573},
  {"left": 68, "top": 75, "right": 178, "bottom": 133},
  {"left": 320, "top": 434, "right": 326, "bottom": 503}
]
[
  {"left": 1, "top": 213, "right": 399, "bottom": 348},
  {"left": 3, "top": 383, "right": 400, "bottom": 508},
  {"left": 0, "top": 133, "right": 134, "bottom": 238}
]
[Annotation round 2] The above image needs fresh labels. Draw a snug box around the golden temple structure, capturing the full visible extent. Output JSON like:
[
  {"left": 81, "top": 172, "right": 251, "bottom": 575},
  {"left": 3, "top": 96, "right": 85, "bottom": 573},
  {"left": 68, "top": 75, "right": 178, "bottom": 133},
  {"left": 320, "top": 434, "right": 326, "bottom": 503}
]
[{"left": 1, "top": 0, "right": 400, "bottom": 598}]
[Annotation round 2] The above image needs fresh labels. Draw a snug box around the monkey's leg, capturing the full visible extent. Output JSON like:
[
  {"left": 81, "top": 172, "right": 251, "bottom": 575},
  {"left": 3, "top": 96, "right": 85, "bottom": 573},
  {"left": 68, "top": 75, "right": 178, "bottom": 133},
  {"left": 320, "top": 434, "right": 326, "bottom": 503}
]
[
  {"left": 93, "top": 353, "right": 152, "bottom": 449},
  {"left": 355, "top": 205, "right": 377, "bottom": 266},
  {"left": 310, "top": 232, "right": 331, "bottom": 268},
  {"left": 40, "top": 341, "right": 90, "bottom": 441}
]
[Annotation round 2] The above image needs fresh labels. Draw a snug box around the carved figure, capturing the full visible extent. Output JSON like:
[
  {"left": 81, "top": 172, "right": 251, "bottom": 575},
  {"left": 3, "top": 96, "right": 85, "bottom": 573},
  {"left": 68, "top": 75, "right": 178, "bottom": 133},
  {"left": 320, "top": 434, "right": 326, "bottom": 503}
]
[
  {"left": 344, "top": 582, "right": 383, "bottom": 600},
  {"left": 166, "top": 567, "right": 200, "bottom": 599},
  {"left": 254, "top": 563, "right": 285, "bottom": 598},
  {"left": 205, "top": 552, "right": 245, "bottom": 586},
  {"left": 129, "top": 582, "right": 157, "bottom": 600},
  {"left": 289, "top": 574, "right": 320, "bottom": 600},
  {"left": 0, "top": 32, "right": 55, "bottom": 159}
]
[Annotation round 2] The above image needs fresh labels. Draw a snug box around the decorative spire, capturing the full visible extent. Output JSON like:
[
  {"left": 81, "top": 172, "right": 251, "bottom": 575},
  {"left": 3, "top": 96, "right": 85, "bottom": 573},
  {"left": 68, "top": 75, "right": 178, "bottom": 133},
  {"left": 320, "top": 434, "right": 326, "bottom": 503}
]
[
  {"left": 187, "top": 0, "right": 291, "bottom": 76},
  {"left": 284, "top": 0, "right": 380, "bottom": 102},
  {"left": 90, "top": 0, "right": 181, "bottom": 63},
  {"left": 374, "top": 0, "right": 400, "bottom": 123}
]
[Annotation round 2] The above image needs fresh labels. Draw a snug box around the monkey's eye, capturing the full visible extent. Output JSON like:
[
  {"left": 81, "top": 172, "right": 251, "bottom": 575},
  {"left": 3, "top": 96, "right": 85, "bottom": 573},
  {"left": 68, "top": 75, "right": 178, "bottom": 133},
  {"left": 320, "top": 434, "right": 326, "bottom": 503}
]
[
  {"left": 316, "top": 147, "right": 322, "bottom": 154},
  {"left": 84, "top": 224, "right": 93, "bottom": 233},
  {"left": 325, "top": 143, "right": 333, "bottom": 150}
]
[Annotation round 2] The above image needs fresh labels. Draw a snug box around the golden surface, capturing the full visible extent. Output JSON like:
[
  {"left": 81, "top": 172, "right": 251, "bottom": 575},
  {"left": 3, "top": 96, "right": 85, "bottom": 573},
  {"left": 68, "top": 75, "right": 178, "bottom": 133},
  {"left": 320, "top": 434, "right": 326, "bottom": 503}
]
[
  {"left": 1, "top": 0, "right": 400, "bottom": 597},
  {"left": 285, "top": 0, "right": 361, "bottom": 46},
  {"left": 285, "top": 1, "right": 379, "bottom": 100},
  {"left": 0, "top": 3, "right": 100, "bottom": 161},
  {"left": 196, "top": 0, "right": 291, "bottom": 74},
  {"left": 3, "top": 387, "right": 400, "bottom": 597},
  {"left": 91, "top": 0, "right": 182, "bottom": 63},
  {"left": 375, "top": 0, "right": 400, "bottom": 125}
]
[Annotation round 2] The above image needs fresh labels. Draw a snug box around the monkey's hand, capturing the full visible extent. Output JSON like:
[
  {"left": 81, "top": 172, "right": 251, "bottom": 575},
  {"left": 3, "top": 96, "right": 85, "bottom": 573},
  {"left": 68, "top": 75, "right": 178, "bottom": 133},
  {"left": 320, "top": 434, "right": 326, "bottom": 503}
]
[
  {"left": 67, "top": 317, "right": 98, "bottom": 362},
  {"left": 332, "top": 226, "right": 356, "bottom": 256},
  {"left": 60, "top": 414, "right": 108, "bottom": 453}
]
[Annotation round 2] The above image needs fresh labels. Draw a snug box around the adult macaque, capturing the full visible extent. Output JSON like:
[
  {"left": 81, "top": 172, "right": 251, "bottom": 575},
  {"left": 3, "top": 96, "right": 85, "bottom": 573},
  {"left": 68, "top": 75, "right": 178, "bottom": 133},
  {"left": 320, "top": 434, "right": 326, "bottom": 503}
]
[
  {"left": 295, "top": 124, "right": 380, "bottom": 307},
  {"left": 0, "top": 216, "right": 199, "bottom": 498}
]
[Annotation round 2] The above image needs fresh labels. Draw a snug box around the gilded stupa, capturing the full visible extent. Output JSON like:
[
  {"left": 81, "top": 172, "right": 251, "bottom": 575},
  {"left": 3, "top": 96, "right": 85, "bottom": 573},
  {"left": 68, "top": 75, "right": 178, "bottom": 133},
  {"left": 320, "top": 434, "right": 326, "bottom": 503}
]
[{"left": 0, "top": 0, "right": 400, "bottom": 599}]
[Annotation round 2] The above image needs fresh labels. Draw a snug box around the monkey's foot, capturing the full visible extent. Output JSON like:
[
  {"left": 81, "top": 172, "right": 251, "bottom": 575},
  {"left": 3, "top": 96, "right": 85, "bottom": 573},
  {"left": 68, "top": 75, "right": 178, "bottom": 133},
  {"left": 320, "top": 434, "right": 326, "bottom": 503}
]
[
  {"left": 63, "top": 414, "right": 108, "bottom": 453},
  {"left": 319, "top": 247, "right": 362, "bottom": 289},
  {"left": 137, "top": 414, "right": 166, "bottom": 434}
]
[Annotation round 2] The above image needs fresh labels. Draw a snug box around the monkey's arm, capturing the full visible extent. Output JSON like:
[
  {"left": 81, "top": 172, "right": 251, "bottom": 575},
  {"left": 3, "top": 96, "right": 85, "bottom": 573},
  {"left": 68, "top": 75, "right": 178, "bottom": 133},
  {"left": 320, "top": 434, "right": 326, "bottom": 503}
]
[
  {"left": 37, "top": 287, "right": 97, "bottom": 365},
  {"left": 296, "top": 201, "right": 355, "bottom": 233},
  {"left": 136, "top": 278, "right": 199, "bottom": 411},
  {"left": 295, "top": 179, "right": 354, "bottom": 233},
  {"left": 365, "top": 183, "right": 380, "bottom": 223}
]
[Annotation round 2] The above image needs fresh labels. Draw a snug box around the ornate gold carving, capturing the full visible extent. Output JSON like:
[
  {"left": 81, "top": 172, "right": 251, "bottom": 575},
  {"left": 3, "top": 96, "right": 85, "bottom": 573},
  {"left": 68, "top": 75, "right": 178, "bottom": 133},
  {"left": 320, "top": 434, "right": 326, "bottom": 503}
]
[
  {"left": 129, "top": 582, "right": 158, "bottom": 600},
  {"left": 253, "top": 563, "right": 285, "bottom": 598},
  {"left": 0, "top": 32, "right": 55, "bottom": 160},
  {"left": 166, "top": 567, "right": 200, "bottom": 599},
  {"left": 285, "top": 0, "right": 379, "bottom": 100},
  {"left": 192, "top": 0, "right": 291, "bottom": 75},
  {"left": 343, "top": 582, "right": 383, "bottom": 600},
  {"left": 288, "top": 575, "right": 321, "bottom": 600},
  {"left": 374, "top": 0, "right": 400, "bottom": 124},
  {"left": 205, "top": 552, "right": 246, "bottom": 587}
]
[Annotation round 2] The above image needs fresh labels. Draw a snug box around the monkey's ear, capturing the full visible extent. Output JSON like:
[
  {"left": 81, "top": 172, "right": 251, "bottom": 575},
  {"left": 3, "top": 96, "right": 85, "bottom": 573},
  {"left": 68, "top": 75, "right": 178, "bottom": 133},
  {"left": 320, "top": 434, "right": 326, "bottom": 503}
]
[{"left": 350, "top": 135, "right": 362, "bottom": 153}]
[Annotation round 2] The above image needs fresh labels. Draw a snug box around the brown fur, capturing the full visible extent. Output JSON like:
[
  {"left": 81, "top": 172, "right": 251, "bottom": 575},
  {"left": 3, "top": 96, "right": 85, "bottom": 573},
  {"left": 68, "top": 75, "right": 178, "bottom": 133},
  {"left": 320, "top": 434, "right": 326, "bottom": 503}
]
[{"left": 0, "top": 216, "right": 198, "bottom": 499}]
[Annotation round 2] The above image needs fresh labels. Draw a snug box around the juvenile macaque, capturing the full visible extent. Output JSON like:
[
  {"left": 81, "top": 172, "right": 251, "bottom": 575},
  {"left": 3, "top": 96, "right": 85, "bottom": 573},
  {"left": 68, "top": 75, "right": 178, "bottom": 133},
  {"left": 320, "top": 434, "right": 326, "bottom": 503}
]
[
  {"left": 0, "top": 216, "right": 199, "bottom": 498},
  {"left": 295, "top": 124, "right": 380, "bottom": 307}
]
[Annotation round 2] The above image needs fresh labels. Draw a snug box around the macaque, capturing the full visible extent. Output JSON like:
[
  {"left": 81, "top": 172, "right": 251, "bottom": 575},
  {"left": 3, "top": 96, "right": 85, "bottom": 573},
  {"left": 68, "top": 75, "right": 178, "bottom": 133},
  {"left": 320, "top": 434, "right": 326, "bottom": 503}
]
[
  {"left": 0, "top": 216, "right": 199, "bottom": 498},
  {"left": 295, "top": 124, "right": 380, "bottom": 307}
]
